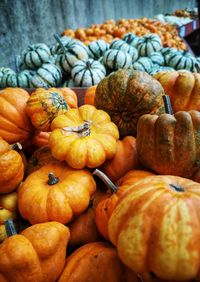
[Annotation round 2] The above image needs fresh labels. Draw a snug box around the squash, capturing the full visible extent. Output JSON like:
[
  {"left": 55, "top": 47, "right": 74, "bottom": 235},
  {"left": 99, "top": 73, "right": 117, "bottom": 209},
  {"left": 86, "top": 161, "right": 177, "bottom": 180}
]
[
  {"left": 60, "top": 87, "right": 78, "bottom": 109},
  {"left": 154, "top": 70, "right": 200, "bottom": 112},
  {"left": 132, "top": 57, "right": 153, "bottom": 74},
  {"left": 18, "top": 162, "right": 96, "bottom": 224},
  {"left": 0, "top": 88, "right": 33, "bottom": 144},
  {"left": 71, "top": 59, "right": 106, "bottom": 87},
  {"left": 95, "top": 69, "right": 165, "bottom": 137},
  {"left": 0, "top": 193, "right": 18, "bottom": 243},
  {"left": 58, "top": 242, "right": 136, "bottom": 282},
  {"left": 110, "top": 39, "right": 138, "bottom": 62},
  {"left": 0, "top": 68, "right": 15, "bottom": 88},
  {"left": 103, "top": 49, "right": 132, "bottom": 70},
  {"left": 50, "top": 36, "right": 73, "bottom": 55},
  {"left": 88, "top": 40, "right": 110, "bottom": 59},
  {"left": 49, "top": 105, "right": 119, "bottom": 169},
  {"left": 0, "top": 220, "right": 69, "bottom": 282},
  {"left": 122, "top": 32, "right": 139, "bottom": 48},
  {"left": 150, "top": 52, "right": 164, "bottom": 66},
  {"left": 32, "top": 131, "right": 50, "bottom": 148},
  {"left": 108, "top": 175, "right": 200, "bottom": 281},
  {"left": 166, "top": 50, "right": 196, "bottom": 71},
  {"left": 137, "top": 34, "right": 162, "bottom": 56},
  {"left": 84, "top": 85, "right": 97, "bottom": 105},
  {"left": 137, "top": 96, "right": 200, "bottom": 177}
]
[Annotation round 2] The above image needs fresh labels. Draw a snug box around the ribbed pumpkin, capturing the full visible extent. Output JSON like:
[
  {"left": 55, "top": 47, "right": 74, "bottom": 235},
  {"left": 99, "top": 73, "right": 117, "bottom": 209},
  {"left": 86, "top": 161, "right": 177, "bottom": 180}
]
[
  {"left": 108, "top": 175, "right": 200, "bottom": 281},
  {"left": 50, "top": 36, "right": 72, "bottom": 55},
  {"left": 0, "top": 68, "right": 14, "bottom": 88},
  {"left": 110, "top": 39, "right": 138, "bottom": 62},
  {"left": 58, "top": 242, "right": 136, "bottom": 282},
  {"left": 31, "top": 62, "right": 62, "bottom": 88},
  {"left": 103, "top": 49, "right": 132, "bottom": 70},
  {"left": 166, "top": 50, "right": 196, "bottom": 71},
  {"left": 122, "top": 32, "right": 139, "bottom": 48},
  {"left": 2, "top": 69, "right": 35, "bottom": 88},
  {"left": 0, "top": 88, "right": 33, "bottom": 144},
  {"left": 136, "top": 34, "right": 162, "bottom": 57},
  {"left": 0, "top": 137, "right": 24, "bottom": 193},
  {"left": 132, "top": 57, "right": 153, "bottom": 74},
  {"left": 84, "top": 85, "right": 97, "bottom": 106},
  {"left": 154, "top": 70, "right": 200, "bottom": 112},
  {"left": 137, "top": 97, "right": 200, "bottom": 177},
  {"left": 94, "top": 169, "right": 155, "bottom": 240},
  {"left": 0, "top": 220, "right": 70, "bottom": 282},
  {"left": 32, "top": 131, "right": 50, "bottom": 148},
  {"left": 49, "top": 105, "right": 119, "bottom": 169},
  {"left": 18, "top": 162, "right": 96, "bottom": 224},
  {"left": 95, "top": 69, "right": 165, "bottom": 137},
  {"left": 150, "top": 52, "right": 164, "bottom": 66},
  {"left": 71, "top": 59, "right": 106, "bottom": 87},
  {"left": 26, "top": 88, "right": 69, "bottom": 131},
  {"left": 88, "top": 40, "right": 110, "bottom": 59}
]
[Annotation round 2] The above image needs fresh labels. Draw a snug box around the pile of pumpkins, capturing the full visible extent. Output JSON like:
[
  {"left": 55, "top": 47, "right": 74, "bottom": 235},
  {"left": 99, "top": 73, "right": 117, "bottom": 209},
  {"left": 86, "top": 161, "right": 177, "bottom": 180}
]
[
  {"left": 1, "top": 66, "right": 200, "bottom": 281},
  {"left": 0, "top": 31, "right": 200, "bottom": 89}
]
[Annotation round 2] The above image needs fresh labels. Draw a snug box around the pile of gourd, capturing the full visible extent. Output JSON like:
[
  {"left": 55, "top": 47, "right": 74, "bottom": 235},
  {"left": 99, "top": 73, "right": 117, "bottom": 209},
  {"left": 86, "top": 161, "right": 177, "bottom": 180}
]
[
  {"left": 0, "top": 32, "right": 200, "bottom": 89},
  {"left": 1, "top": 66, "right": 200, "bottom": 282}
]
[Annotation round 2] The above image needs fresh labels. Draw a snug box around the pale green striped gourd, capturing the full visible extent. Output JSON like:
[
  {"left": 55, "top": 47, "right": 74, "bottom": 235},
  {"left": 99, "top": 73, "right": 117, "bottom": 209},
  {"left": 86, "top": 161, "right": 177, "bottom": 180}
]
[
  {"left": 2, "top": 69, "right": 35, "bottom": 88},
  {"left": 166, "top": 50, "right": 196, "bottom": 71},
  {"left": 150, "top": 52, "right": 164, "bottom": 66},
  {"left": 88, "top": 40, "right": 109, "bottom": 59},
  {"left": 122, "top": 32, "right": 139, "bottom": 48},
  {"left": 0, "top": 68, "right": 15, "bottom": 88},
  {"left": 137, "top": 34, "right": 162, "bottom": 57},
  {"left": 103, "top": 49, "right": 132, "bottom": 70},
  {"left": 132, "top": 57, "right": 153, "bottom": 74},
  {"left": 110, "top": 39, "right": 138, "bottom": 62}
]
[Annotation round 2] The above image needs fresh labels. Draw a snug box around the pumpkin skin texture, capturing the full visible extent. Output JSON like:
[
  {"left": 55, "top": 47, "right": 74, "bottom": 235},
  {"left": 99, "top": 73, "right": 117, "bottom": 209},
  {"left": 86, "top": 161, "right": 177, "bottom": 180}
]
[
  {"left": 154, "top": 70, "right": 200, "bottom": 112},
  {"left": 0, "top": 192, "right": 18, "bottom": 243},
  {"left": 68, "top": 189, "right": 105, "bottom": 247},
  {"left": 49, "top": 105, "right": 119, "bottom": 169},
  {"left": 95, "top": 169, "right": 155, "bottom": 240},
  {"left": 137, "top": 110, "right": 200, "bottom": 178},
  {"left": 59, "top": 87, "right": 78, "bottom": 109},
  {"left": 101, "top": 136, "right": 140, "bottom": 182},
  {"left": 32, "top": 131, "right": 50, "bottom": 148},
  {"left": 0, "top": 88, "right": 33, "bottom": 145},
  {"left": 58, "top": 242, "right": 136, "bottom": 282},
  {"left": 84, "top": 85, "right": 97, "bottom": 106},
  {"left": 18, "top": 162, "right": 96, "bottom": 224},
  {"left": 95, "top": 69, "right": 165, "bottom": 137},
  {"left": 26, "top": 88, "right": 69, "bottom": 132},
  {"left": 0, "top": 137, "right": 24, "bottom": 194},
  {"left": 0, "top": 221, "right": 70, "bottom": 282},
  {"left": 108, "top": 175, "right": 200, "bottom": 281}
]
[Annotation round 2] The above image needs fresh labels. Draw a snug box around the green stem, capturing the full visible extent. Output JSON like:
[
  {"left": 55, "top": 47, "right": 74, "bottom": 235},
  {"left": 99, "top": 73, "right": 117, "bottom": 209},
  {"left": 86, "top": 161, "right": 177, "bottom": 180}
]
[
  {"left": 5, "top": 219, "right": 17, "bottom": 237},
  {"left": 48, "top": 172, "right": 59, "bottom": 185},
  {"left": 53, "top": 33, "right": 66, "bottom": 53},
  {"left": 93, "top": 169, "right": 118, "bottom": 193},
  {"left": 15, "top": 56, "right": 20, "bottom": 73},
  {"left": 162, "top": 95, "right": 173, "bottom": 115}
]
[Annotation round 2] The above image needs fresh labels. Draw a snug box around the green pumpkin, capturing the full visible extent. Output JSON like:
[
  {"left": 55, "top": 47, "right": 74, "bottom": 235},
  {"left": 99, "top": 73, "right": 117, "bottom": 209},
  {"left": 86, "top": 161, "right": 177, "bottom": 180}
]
[
  {"left": 166, "top": 50, "right": 196, "bottom": 71},
  {"left": 132, "top": 57, "right": 153, "bottom": 74},
  {"left": 2, "top": 69, "right": 35, "bottom": 88},
  {"left": 150, "top": 52, "right": 164, "bottom": 66},
  {"left": 103, "top": 49, "right": 132, "bottom": 70},
  {"left": 94, "top": 69, "right": 165, "bottom": 137},
  {"left": 88, "top": 40, "right": 109, "bottom": 59},
  {"left": 50, "top": 35, "right": 72, "bottom": 55},
  {"left": 0, "top": 68, "right": 15, "bottom": 88},
  {"left": 63, "top": 79, "right": 75, "bottom": 87},
  {"left": 150, "top": 65, "right": 174, "bottom": 75},
  {"left": 110, "top": 39, "right": 138, "bottom": 62},
  {"left": 137, "top": 34, "right": 162, "bottom": 57},
  {"left": 122, "top": 32, "right": 139, "bottom": 48}
]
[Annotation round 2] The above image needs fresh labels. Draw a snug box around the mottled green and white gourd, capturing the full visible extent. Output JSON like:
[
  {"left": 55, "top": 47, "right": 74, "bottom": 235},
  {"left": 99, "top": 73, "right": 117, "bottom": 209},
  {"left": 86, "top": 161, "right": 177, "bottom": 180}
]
[
  {"left": 122, "top": 32, "right": 139, "bottom": 48},
  {"left": 132, "top": 57, "right": 153, "bottom": 74},
  {"left": 150, "top": 52, "right": 164, "bottom": 66},
  {"left": 110, "top": 39, "right": 138, "bottom": 62},
  {"left": 71, "top": 59, "right": 106, "bottom": 87},
  {"left": 21, "top": 43, "right": 51, "bottom": 69},
  {"left": 166, "top": 50, "right": 196, "bottom": 71},
  {"left": 31, "top": 62, "right": 62, "bottom": 88},
  {"left": 0, "top": 68, "right": 15, "bottom": 88},
  {"left": 161, "top": 47, "right": 178, "bottom": 65},
  {"left": 50, "top": 36, "right": 72, "bottom": 55},
  {"left": 54, "top": 34, "right": 88, "bottom": 74},
  {"left": 88, "top": 40, "right": 109, "bottom": 59},
  {"left": 103, "top": 49, "right": 132, "bottom": 70},
  {"left": 136, "top": 34, "right": 162, "bottom": 57},
  {"left": 150, "top": 65, "right": 174, "bottom": 75},
  {"left": 63, "top": 79, "right": 75, "bottom": 87}
]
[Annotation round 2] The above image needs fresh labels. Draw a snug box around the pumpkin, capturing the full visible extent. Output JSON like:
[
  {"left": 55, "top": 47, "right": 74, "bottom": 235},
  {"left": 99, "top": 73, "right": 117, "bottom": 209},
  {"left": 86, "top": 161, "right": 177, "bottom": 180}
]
[
  {"left": 26, "top": 88, "right": 69, "bottom": 131},
  {"left": 0, "top": 137, "right": 24, "bottom": 193},
  {"left": 50, "top": 36, "right": 72, "bottom": 55},
  {"left": 94, "top": 169, "right": 155, "bottom": 240},
  {"left": 60, "top": 87, "right": 78, "bottom": 109},
  {"left": 0, "top": 193, "right": 18, "bottom": 243},
  {"left": 103, "top": 49, "right": 132, "bottom": 70},
  {"left": 160, "top": 47, "right": 178, "bottom": 65},
  {"left": 110, "top": 39, "right": 138, "bottom": 62},
  {"left": 150, "top": 66, "right": 174, "bottom": 76},
  {"left": 88, "top": 40, "right": 110, "bottom": 59},
  {"left": 166, "top": 50, "right": 196, "bottom": 71},
  {"left": 71, "top": 59, "right": 106, "bottom": 87},
  {"left": 137, "top": 96, "right": 200, "bottom": 177},
  {"left": 68, "top": 189, "right": 105, "bottom": 247},
  {"left": 136, "top": 34, "right": 162, "bottom": 56},
  {"left": 58, "top": 242, "right": 136, "bottom": 282},
  {"left": 0, "top": 68, "right": 14, "bottom": 88},
  {"left": 31, "top": 62, "right": 63, "bottom": 88},
  {"left": 62, "top": 79, "right": 75, "bottom": 87},
  {"left": 3, "top": 69, "right": 35, "bottom": 88},
  {"left": 101, "top": 136, "right": 140, "bottom": 182},
  {"left": 32, "top": 131, "right": 50, "bottom": 148},
  {"left": 122, "top": 32, "right": 139, "bottom": 48},
  {"left": 18, "top": 162, "right": 96, "bottom": 224},
  {"left": 27, "top": 146, "right": 58, "bottom": 175},
  {"left": 0, "top": 88, "right": 33, "bottom": 144},
  {"left": 0, "top": 220, "right": 69, "bottom": 282},
  {"left": 154, "top": 70, "right": 200, "bottom": 112},
  {"left": 94, "top": 69, "right": 165, "bottom": 137},
  {"left": 49, "top": 105, "right": 119, "bottom": 169},
  {"left": 84, "top": 85, "right": 97, "bottom": 105},
  {"left": 108, "top": 175, "right": 200, "bottom": 281},
  {"left": 21, "top": 43, "right": 51, "bottom": 69},
  {"left": 132, "top": 57, "right": 153, "bottom": 74},
  {"left": 149, "top": 52, "right": 164, "bottom": 66}
]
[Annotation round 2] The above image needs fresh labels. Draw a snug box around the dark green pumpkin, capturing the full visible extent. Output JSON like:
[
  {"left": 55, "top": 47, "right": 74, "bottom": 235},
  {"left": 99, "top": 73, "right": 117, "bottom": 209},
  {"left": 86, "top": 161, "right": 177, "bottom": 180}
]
[{"left": 94, "top": 69, "right": 165, "bottom": 137}]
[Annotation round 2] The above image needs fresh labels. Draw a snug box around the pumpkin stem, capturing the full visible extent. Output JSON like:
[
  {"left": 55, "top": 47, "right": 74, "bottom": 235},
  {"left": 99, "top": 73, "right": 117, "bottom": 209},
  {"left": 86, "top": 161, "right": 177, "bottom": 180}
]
[
  {"left": 62, "top": 121, "right": 91, "bottom": 137},
  {"left": 195, "top": 63, "right": 200, "bottom": 73},
  {"left": 136, "top": 274, "right": 144, "bottom": 282},
  {"left": 11, "top": 142, "right": 22, "bottom": 151},
  {"left": 28, "top": 45, "right": 35, "bottom": 51},
  {"left": 5, "top": 219, "right": 17, "bottom": 237},
  {"left": 169, "top": 184, "right": 185, "bottom": 192},
  {"left": 48, "top": 172, "right": 59, "bottom": 185},
  {"left": 15, "top": 56, "right": 20, "bottom": 73},
  {"left": 93, "top": 169, "right": 118, "bottom": 193},
  {"left": 162, "top": 95, "right": 173, "bottom": 115},
  {"left": 54, "top": 33, "right": 66, "bottom": 53},
  {"left": 86, "top": 61, "right": 91, "bottom": 69}
]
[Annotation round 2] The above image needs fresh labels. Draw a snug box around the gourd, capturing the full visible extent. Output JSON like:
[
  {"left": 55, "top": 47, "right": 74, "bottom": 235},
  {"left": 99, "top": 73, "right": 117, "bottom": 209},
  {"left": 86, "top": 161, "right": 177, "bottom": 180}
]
[
  {"left": 50, "top": 36, "right": 72, "bottom": 55},
  {"left": 136, "top": 34, "right": 162, "bottom": 56},
  {"left": 84, "top": 85, "right": 97, "bottom": 105},
  {"left": 88, "top": 40, "right": 109, "bottom": 59},
  {"left": 166, "top": 50, "right": 196, "bottom": 71},
  {"left": 0, "top": 68, "right": 15, "bottom": 88},
  {"left": 103, "top": 49, "right": 132, "bottom": 70},
  {"left": 110, "top": 39, "right": 138, "bottom": 62},
  {"left": 150, "top": 52, "right": 164, "bottom": 66},
  {"left": 122, "top": 32, "right": 139, "bottom": 48},
  {"left": 132, "top": 57, "right": 153, "bottom": 74}
]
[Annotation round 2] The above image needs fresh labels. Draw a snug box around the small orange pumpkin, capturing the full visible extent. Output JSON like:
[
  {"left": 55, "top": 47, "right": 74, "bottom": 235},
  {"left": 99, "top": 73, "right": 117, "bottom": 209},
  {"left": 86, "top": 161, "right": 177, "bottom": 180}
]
[
  {"left": 60, "top": 87, "right": 78, "bottom": 109},
  {"left": 18, "top": 162, "right": 96, "bottom": 224},
  {"left": 84, "top": 85, "right": 97, "bottom": 105},
  {"left": 32, "top": 131, "right": 50, "bottom": 148},
  {"left": 0, "top": 220, "right": 70, "bottom": 282}
]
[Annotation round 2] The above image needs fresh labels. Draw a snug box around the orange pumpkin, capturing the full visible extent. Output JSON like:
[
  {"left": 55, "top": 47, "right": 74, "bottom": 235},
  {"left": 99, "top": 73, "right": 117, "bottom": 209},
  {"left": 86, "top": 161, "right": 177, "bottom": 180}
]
[
  {"left": 154, "top": 70, "right": 200, "bottom": 112},
  {"left": 68, "top": 189, "right": 105, "bottom": 247},
  {"left": 32, "top": 131, "right": 50, "bottom": 148},
  {"left": 94, "top": 169, "right": 155, "bottom": 240},
  {"left": 0, "top": 88, "right": 33, "bottom": 145},
  {"left": 60, "top": 87, "right": 78, "bottom": 109},
  {"left": 49, "top": 105, "right": 119, "bottom": 169},
  {"left": 108, "top": 175, "right": 200, "bottom": 281},
  {"left": 0, "top": 220, "right": 70, "bottom": 282},
  {"left": 101, "top": 136, "right": 140, "bottom": 182},
  {"left": 0, "top": 137, "right": 24, "bottom": 193},
  {"left": 84, "top": 85, "right": 97, "bottom": 105},
  {"left": 18, "top": 162, "right": 96, "bottom": 224},
  {"left": 58, "top": 242, "right": 137, "bottom": 282}
]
